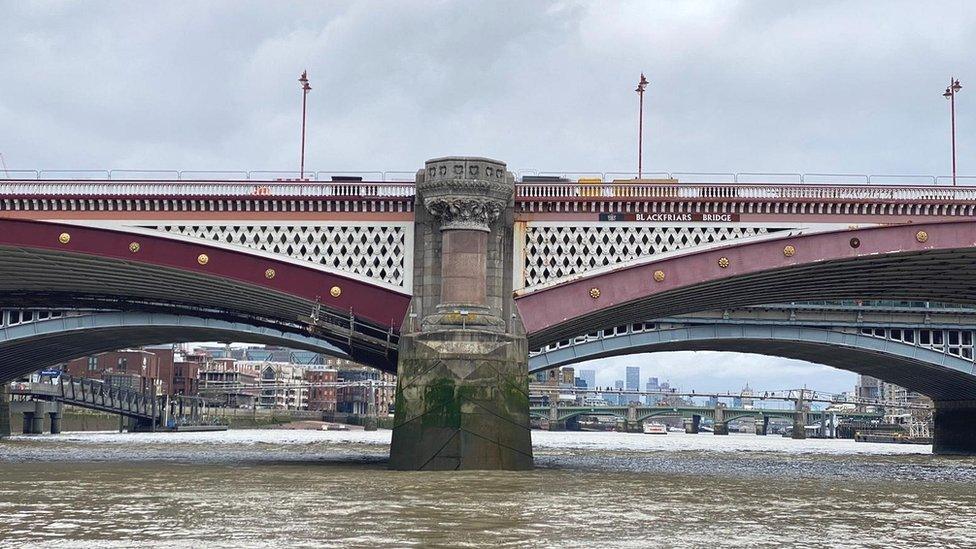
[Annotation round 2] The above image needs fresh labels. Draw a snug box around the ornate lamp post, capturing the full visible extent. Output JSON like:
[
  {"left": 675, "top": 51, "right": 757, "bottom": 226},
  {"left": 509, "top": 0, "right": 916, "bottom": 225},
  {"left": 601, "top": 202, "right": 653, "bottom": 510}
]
[
  {"left": 636, "top": 73, "right": 649, "bottom": 179},
  {"left": 299, "top": 70, "right": 312, "bottom": 181},
  {"left": 943, "top": 77, "right": 962, "bottom": 186}
]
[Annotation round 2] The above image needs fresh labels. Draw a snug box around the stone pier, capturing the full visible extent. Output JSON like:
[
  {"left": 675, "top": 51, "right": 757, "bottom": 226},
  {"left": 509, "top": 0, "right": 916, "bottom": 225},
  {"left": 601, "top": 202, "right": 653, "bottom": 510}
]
[
  {"left": 933, "top": 401, "right": 976, "bottom": 454},
  {"left": 755, "top": 415, "right": 769, "bottom": 436},
  {"left": 49, "top": 403, "right": 64, "bottom": 435},
  {"left": 713, "top": 406, "right": 728, "bottom": 435},
  {"left": 389, "top": 157, "right": 532, "bottom": 470},
  {"left": 792, "top": 391, "right": 807, "bottom": 440},
  {"left": 684, "top": 414, "right": 701, "bottom": 434},
  {"left": 0, "top": 384, "right": 10, "bottom": 438}
]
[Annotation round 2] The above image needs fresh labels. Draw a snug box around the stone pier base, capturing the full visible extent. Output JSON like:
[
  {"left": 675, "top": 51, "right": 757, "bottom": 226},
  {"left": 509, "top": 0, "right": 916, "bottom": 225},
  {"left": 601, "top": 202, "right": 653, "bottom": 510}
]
[
  {"left": 933, "top": 401, "right": 976, "bottom": 455},
  {"left": 792, "top": 418, "right": 807, "bottom": 440},
  {"left": 684, "top": 415, "right": 700, "bottom": 434},
  {"left": 389, "top": 330, "right": 533, "bottom": 470},
  {"left": 713, "top": 422, "right": 729, "bottom": 435},
  {"left": 0, "top": 384, "right": 10, "bottom": 438},
  {"left": 50, "top": 411, "right": 62, "bottom": 434}
]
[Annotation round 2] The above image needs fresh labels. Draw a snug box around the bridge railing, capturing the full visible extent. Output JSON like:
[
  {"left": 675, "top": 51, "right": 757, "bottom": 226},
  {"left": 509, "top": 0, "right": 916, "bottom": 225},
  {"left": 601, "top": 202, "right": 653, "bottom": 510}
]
[
  {"left": 3, "top": 170, "right": 976, "bottom": 200},
  {"left": 514, "top": 181, "right": 976, "bottom": 202},
  {"left": 56, "top": 374, "right": 160, "bottom": 419},
  {"left": 0, "top": 180, "right": 417, "bottom": 198}
]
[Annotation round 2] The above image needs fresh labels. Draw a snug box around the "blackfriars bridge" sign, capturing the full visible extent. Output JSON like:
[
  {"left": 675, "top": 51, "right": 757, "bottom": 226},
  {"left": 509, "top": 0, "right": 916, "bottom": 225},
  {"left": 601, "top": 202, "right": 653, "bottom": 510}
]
[{"left": 599, "top": 212, "right": 741, "bottom": 222}]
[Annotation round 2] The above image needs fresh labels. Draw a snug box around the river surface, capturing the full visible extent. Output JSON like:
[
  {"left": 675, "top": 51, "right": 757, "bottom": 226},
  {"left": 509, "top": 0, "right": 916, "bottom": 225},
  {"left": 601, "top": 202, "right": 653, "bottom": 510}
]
[{"left": 1, "top": 429, "right": 975, "bottom": 548}]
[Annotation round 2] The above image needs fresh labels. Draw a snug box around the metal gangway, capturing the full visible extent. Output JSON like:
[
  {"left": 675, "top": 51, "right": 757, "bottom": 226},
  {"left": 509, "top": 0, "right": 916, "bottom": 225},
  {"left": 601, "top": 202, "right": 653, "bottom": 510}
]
[{"left": 9, "top": 374, "right": 160, "bottom": 423}]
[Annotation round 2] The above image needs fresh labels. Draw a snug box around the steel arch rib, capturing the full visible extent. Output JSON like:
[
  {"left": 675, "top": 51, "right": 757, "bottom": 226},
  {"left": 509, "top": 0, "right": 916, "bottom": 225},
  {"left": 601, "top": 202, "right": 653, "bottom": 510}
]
[
  {"left": 0, "top": 218, "right": 410, "bottom": 329},
  {"left": 0, "top": 312, "right": 348, "bottom": 383},
  {"left": 516, "top": 220, "right": 976, "bottom": 348},
  {"left": 528, "top": 324, "right": 976, "bottom": 400}
]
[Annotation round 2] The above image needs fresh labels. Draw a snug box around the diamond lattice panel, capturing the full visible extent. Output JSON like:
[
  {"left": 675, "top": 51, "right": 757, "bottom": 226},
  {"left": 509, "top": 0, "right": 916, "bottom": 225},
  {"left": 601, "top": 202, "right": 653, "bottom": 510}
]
[
  {"left": 152, "top": 224, "right": 407, "bottom": 287},
  {"left": 523, "top": 225, "right": 780, "bottom": 287}
]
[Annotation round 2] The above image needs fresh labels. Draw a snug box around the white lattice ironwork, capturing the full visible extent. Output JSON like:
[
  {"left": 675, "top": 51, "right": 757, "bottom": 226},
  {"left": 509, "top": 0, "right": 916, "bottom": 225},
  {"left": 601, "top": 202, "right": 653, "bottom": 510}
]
[
  {"left": 862, "top": 327, "right": 976, "bottom": 363},
  {"left": 522, "top": 224, "right": 785, "bottom": 287},
  {"left": 151, "top": 223, "right": 409, "bottom": 287},
  {"left": 0, "top": 309, "right": 65, "bottom": 328}
]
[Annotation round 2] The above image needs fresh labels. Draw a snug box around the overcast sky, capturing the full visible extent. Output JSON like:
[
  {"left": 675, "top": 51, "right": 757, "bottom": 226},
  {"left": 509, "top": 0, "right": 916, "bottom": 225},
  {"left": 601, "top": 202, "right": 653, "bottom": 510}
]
[{"left": 3, "top": 1, "right": 975, "bottom": 393}]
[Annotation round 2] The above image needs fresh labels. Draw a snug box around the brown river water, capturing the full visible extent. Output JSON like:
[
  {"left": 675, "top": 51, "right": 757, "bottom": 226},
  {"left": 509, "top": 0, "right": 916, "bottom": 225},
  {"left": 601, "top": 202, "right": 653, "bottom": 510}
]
[{"left": 1, "top": 430, "right": 975, "bottom": 548}]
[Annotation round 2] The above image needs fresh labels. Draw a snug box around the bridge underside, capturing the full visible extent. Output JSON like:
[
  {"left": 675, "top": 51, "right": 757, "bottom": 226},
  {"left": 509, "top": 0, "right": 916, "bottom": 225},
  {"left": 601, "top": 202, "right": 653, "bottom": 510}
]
[
  {"left": 0, "top": 246, "right": 400, "bottom": 369},
  {"left": 0, "top": 313, "right": 351, "bottom": 383},
  {"left": 524, "top": 249, "right": 976, "bottom": 349},
  {"left": 529, "top": 325, "right": 976, "bottom": 401}
]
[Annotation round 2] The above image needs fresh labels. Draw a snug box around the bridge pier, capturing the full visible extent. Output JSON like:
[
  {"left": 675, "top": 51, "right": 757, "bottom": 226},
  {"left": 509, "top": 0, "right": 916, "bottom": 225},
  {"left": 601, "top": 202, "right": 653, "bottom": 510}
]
[
  {"left": 625, "top": 404, "right": 641, "bottom": 433},
  {"left": 684, "top": 415, "right": 700, "bottom": 434},
  {"left": 791, "top": 417, "right": 807, "bottom": 439},
  {"left": 30, "top": 400, "right": 45, "bottom": 434},
  {"left": 0, "top": 383, "right": 10, "bottom": 438},
  {"left": 49, "top": 406, "right": 63, "bottom": 435},
  {"left": 364, "top": 384, "right": 378, "bottom": 432},
  {"left": 713, "top": 406, "right": 728, "bottom": 435},
  {"left": 933, "top": 401, "right": 976, "bottom": 455},
  {"left": 390, "top": 157, "right": 532, "bottom": 471},
  {"left": 546, "top": 406, "right": 565, "bottom": 431},
  {"left": 792, "top": 391, "right": 807, "bottom": 440},
  {"left": 755, "top": 415, "right": 769, "bottom": 436}
]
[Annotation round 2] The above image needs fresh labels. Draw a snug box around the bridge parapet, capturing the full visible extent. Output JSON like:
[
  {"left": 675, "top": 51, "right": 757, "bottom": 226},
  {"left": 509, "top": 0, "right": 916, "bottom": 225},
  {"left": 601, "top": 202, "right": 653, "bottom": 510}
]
[{"left": 6, "top": 176, "right": 976, "bottom": 292}]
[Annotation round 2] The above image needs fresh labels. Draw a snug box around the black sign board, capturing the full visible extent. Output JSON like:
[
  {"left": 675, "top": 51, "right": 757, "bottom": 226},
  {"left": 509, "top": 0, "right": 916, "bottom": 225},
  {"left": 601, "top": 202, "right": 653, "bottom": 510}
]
[{"left": 599, "top": 212, "right": 741, "bottom": 222}]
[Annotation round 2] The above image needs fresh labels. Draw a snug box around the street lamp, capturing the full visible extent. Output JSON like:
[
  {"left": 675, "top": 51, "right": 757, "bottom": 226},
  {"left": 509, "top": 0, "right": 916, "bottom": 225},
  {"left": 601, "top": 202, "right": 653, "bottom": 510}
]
[
  {"left": 299, "top": 70, "right": 312, "bottom": 181},
  {"left": 636, "top": 73, "right": 649, "bottom": 179},
  {"left": 943, "top": 77, "right": 962, "bottom": 186}
]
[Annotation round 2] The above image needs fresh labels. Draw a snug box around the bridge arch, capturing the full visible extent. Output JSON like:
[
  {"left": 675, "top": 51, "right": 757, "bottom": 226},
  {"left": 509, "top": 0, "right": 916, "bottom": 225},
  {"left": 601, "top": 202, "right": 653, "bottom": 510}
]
[
  {"left": 0, "top": 311, "right": 347, "bottom": 383},
  {"left": 555, "top": 409, "right": 629, "bottom": 422},
  {"left": 723, "top": 411, "right": 795, "bottom": 423},
  {"left": 528, "top": 323, "right": 976, "bottom": 401},
  {"left": 517, "top": 221, "right": 976, "bottom": 350},
  {"left": 636, "top": 409, "right": 704, "bottom": 422},
  {"left": 0, "top": 219, "right": 410, "bottom": 369}
]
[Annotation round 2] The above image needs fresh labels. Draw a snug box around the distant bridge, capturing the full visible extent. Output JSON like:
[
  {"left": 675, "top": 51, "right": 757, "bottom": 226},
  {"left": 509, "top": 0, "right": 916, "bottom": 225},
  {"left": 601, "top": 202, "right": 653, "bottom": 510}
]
[{"left": 529, "top": 404, "right": 881, "bottom": 424}]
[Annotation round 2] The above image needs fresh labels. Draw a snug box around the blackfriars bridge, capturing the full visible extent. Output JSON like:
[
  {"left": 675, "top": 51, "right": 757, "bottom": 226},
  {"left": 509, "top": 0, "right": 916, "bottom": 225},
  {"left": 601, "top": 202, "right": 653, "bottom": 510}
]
[{"left": 4, "top": 158, "right": 976, "bottom": 468}]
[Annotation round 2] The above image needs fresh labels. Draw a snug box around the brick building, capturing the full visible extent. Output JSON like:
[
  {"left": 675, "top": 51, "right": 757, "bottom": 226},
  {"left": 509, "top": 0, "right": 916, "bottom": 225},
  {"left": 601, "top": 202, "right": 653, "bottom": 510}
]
[
  {"left": 63, "top": 349, "right": 162, "bottom": 395},
  {"left": 304, "top": 365, "right": 338, "bottom": 412}
]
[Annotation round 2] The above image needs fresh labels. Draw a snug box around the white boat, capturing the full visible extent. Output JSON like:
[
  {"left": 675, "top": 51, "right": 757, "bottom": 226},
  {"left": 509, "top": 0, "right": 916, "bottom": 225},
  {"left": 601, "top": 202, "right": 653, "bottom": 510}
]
[{"left": 643, "top": 422, "right": 667, "bottom": 435}]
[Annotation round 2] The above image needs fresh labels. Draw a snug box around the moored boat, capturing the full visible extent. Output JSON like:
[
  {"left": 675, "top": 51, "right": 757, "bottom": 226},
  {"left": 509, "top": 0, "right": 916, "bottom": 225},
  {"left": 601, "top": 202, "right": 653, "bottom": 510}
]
[{"left": 643, "top": 422, "right": 667, "bottom": 435}]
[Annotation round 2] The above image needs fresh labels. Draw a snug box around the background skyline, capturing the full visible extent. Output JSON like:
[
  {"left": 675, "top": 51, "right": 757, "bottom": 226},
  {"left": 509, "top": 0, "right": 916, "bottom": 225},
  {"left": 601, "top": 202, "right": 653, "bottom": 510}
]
[{"left": 4, "top": 1, "right": 975, "bottom": 393}]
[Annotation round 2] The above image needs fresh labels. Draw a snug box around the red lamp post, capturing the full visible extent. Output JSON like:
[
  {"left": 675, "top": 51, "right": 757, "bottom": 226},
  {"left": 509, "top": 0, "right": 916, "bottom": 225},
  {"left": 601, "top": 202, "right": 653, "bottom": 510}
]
[
  {"left": 636, "top": 73, "right": 649, "bottom": 179},
  {"left": 943, "top": 77, "right": 962, "bottom": 186},
  {"left": 299, "top": 70, "right": 312, "bottom": 181}
]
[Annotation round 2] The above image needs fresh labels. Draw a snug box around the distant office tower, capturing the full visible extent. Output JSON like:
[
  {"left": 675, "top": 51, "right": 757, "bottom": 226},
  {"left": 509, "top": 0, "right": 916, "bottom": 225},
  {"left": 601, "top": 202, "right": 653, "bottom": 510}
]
[
  {"left": 614, "top": 379, "right": 625, "bottom": 405},
  {"left": 707, "top": 395, "right": 719, "bottom": 408},
  {"left": 581, "top": 370, "right": 597, "bottom": 393},
  {"left": 626, "top": 366, "right": 640, "bottom": 391},
  {"left": 645, "top": 376, "right": 660, "bottom": 405}
]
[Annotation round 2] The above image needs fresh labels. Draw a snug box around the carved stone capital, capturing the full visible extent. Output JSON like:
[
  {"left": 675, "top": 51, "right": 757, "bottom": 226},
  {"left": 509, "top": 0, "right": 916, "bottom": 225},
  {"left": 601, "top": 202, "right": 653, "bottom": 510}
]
[
  {"left": 423, "top": 196, "right": 505, "bottom": 232},
  {"left": 417, "top": 156, "right": 514, "bottom": 232}
]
